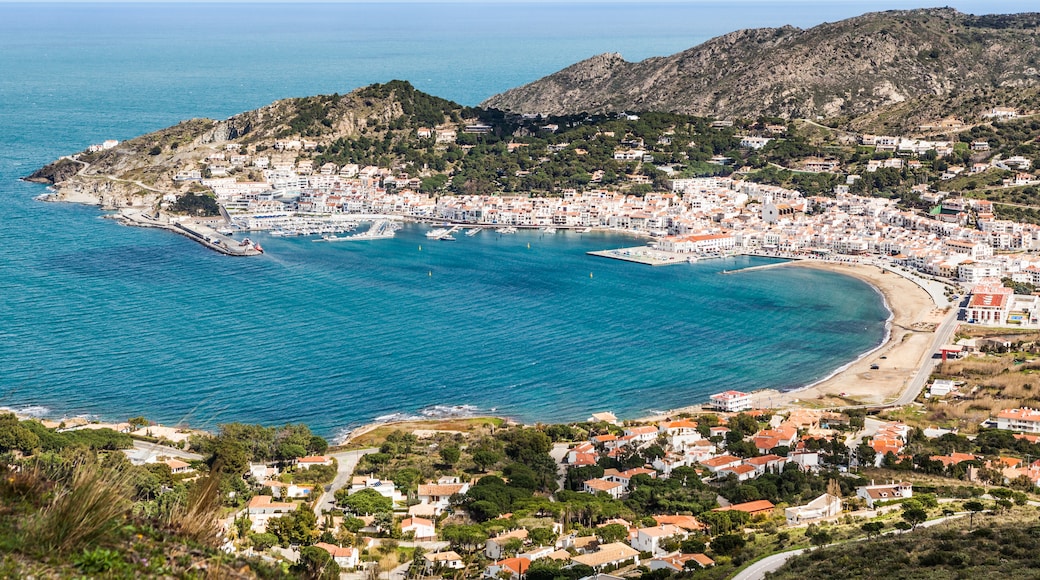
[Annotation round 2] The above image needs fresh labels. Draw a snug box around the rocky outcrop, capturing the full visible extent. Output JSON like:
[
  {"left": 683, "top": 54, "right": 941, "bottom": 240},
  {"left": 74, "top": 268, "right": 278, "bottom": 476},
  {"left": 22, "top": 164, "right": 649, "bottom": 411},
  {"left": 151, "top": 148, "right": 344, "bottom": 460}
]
[
  {"left": 24, "top": 157, "right": 83, "bottom": 185},
  {"left": 481, "top": 8, "right": 1040, "bottom": 121}
]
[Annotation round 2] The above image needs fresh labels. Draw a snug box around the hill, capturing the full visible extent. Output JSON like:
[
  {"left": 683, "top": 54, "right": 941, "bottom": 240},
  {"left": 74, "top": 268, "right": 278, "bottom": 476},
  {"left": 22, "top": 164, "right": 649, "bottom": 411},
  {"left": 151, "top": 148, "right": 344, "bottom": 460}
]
[
  {"left": 26, "top": 81, "right": 475, "bottom": 208},
  {"left": 481, "top": 8, "right": 1040, "bottom": 129},
  {"left": 768, "top": 506, "right": 1040, "bottom": 579}
]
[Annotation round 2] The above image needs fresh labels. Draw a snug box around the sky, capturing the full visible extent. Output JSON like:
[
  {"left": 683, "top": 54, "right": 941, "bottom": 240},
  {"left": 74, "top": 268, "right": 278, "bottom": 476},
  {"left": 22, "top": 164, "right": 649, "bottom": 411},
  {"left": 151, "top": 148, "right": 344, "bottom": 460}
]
[{"left": 0, "top": 0, "right": 1036, "bottom": 6}]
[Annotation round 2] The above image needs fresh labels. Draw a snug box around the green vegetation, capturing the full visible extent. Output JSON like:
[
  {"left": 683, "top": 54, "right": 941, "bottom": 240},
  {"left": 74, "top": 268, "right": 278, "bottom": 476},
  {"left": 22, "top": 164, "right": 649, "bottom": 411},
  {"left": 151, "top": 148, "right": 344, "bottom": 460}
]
[
  {"left": 769, "top": 506, "right": 1040, "bottom": 579},
  {"left": 0, "top": 413, "right": 290, "bottom": 578},
  {"left": 169, "top": 192, "right": 220, "bottom": 217}
]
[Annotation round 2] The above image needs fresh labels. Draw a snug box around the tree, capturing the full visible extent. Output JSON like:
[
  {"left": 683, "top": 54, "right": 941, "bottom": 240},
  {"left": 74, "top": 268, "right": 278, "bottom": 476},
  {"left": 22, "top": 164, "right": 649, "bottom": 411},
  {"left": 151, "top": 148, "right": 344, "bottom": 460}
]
[
  {"left": 441, "top": 524, "right": 489, "bottom": 552},
  {"left": 249, "top": 532, "right": 278, "bottom": 551},
  {"left": 861, "top": 521, "right": 884, "bottom": 540},
  {"left": 341, "top": 516, "right": 365, "bottom": 533},
  {"left": 964, "top": 500, "right": 985, "bottom": 530},
  {"left": 502, "top": 537, "right": 524, "bottom": 558},
  {"left": 208, "top": 439, "right": 249, "bottom": 475},
  {"left": 901, "top": 504, "right": 927, "bottom": 531},
  {"left": 810, "top": 529, "right": 831, "bottom": 549},
  {"left": 127, "top": 416, "right": 149, "bottom": 431},
  {"left": 294, "top": 545, "right": 341, "bottom": 580},
  {"left": 0, "top": 418, "right": 41, "bottom": 454},
  {"left": 529, "top": 527, "right": 556, "bottom": 547},
  {"left": 710, "top": 533, "right": 746, "bottom": 556},
  {"left": 338, "top": 488, "right": 392, "bottom": 515},
  {"left": 597, "top": 523, "right": 628, "bottom": 544},
  {"left": 472, "top": 448, "right": 503, "bottom": 472},
  {"left": 500, "top": 428, "right": 551, "bottom": 463},
  {"left": 439, "top": 446, "right": 461, "bottom": 466}
]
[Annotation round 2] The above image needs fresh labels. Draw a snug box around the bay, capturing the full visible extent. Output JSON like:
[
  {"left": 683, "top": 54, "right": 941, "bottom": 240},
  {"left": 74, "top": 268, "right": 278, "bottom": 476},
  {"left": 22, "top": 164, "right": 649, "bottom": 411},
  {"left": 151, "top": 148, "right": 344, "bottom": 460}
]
[{"left": 0, "top": 1, "right": 982, "bottom": 436}]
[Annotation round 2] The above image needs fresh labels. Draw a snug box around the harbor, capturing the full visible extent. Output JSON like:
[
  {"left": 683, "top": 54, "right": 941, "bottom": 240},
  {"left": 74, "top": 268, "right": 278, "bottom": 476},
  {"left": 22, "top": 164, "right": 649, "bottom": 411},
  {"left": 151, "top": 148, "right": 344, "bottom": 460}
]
[{"left": 119, "top": 211, "right": 263, "bottom": 256}]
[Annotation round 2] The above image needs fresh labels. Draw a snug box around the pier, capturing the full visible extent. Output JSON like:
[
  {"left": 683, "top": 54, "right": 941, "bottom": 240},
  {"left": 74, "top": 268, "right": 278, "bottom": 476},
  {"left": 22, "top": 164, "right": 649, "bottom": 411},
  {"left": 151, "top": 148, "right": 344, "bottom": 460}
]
[
  {"left": 587, "top": 246, "right": 695, "bottom": 266},
  {"left": 120, "top": 211, "right": 262, "bottom": 256},
  {"left": 720, "top": 259, "right": 800, "bottom": 274}
]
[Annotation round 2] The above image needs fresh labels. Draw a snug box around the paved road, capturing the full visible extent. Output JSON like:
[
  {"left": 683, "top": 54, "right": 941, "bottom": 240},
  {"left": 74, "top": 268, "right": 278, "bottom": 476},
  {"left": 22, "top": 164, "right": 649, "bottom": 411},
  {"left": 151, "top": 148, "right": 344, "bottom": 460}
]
[
  {"left": 313, "top": 447, "right": 377, "bottom": 517},
  {"left": 124, "top": 439, "right": 203, "bottom": 463},
  {"left": 731, "top": 514, "right": 965, "bottom": 580},
  {"left": 892, "top": 306, "right": 960, "bottom": 407},
  {"left": 550, "top": 443, "right": 570, "bottom": 490},
  {"left": 732, "top": 548, "right": 806, "bottom": 580}
]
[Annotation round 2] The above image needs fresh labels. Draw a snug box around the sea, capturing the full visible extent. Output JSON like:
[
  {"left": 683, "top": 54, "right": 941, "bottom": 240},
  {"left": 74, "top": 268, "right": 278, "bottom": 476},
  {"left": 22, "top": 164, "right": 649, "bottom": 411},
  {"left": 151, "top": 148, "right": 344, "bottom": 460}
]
[{"left": 0, "top": 1, "right": 1016, "bottom": 439}]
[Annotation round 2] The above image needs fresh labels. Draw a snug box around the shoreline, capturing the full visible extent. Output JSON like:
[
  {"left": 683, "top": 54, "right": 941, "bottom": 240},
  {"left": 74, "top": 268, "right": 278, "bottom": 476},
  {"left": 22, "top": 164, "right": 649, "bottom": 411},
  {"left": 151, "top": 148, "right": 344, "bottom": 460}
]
[
  {"left": 641, "top": 259, "right": 949, "bottom": 420},
  {"left": 5, "top": 259, "right": 949, "bottom": 436}
]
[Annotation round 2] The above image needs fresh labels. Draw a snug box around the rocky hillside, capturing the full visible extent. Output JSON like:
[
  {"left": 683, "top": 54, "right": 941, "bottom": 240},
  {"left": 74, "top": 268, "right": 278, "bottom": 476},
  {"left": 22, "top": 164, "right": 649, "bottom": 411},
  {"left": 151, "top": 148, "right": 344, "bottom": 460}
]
[
  {"left": 481, "top": 8, "right": 1040, "bottom": 124},
  {"left": 26, "top": 81, "right": 468, "bottom": 207}
]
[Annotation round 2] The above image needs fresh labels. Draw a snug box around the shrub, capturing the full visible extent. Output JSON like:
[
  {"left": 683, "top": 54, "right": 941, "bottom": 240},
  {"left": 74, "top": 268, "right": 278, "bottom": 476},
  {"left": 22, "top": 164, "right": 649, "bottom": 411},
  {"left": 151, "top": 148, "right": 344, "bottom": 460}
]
[{"left": 25, "top": 462, "right": 131, "bottom": 554}]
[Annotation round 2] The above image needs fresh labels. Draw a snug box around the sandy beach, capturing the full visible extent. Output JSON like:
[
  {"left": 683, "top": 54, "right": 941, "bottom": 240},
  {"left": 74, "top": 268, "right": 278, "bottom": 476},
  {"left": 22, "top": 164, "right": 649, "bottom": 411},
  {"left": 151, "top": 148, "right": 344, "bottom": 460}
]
[{"left": 643, "top": 260, "right": 950, "bottom": 420}]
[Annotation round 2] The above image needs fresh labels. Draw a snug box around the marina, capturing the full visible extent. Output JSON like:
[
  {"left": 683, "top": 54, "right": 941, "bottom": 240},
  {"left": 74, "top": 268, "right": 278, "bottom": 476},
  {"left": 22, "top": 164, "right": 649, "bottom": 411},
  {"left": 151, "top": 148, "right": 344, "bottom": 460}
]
[{"left": 587, "top": 246, "right": 706, "bottom": 266}]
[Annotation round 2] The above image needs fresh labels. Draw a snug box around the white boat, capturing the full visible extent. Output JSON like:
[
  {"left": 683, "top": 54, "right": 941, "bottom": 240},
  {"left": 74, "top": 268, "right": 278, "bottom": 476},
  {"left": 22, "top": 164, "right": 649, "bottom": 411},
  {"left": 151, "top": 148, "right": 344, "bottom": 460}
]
[
  {"left": 426, "top": 228, "right": 449, "bottom": 239},
  {"left": 440, "top": 234, "right": 456, "bottom": 241}
]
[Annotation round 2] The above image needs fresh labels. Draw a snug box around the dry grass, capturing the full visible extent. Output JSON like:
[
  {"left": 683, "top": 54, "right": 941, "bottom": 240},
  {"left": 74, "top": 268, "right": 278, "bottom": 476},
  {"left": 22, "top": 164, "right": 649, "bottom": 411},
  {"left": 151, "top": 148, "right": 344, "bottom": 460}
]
[
  {"left": 168, "top": 470, "right": 223, "bottom": 547},
  {"left": 24, "top": 461, "right": 131, "bottom": 555},
  {"left": 342, "top": 417, "right": 505, "bottom": 448},
  {"left": 923, "top": 354, "right": 1040, "bottom": 431}
]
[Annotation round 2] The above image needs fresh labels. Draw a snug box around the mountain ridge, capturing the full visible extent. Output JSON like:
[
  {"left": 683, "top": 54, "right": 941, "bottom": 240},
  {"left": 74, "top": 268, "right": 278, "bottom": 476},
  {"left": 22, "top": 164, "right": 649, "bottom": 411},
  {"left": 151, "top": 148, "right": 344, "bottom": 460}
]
[{"left": 481, "top": 8, "right": 1040, "bottom": 126}]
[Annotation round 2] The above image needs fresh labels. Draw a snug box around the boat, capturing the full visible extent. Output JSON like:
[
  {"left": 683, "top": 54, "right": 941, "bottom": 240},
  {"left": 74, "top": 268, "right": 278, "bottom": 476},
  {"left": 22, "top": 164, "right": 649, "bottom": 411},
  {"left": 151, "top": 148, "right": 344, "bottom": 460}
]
[
  {"left": 440, "top": 235, "right": 456, "bottom": 241},
  {"left": 329, "top": 220, "right": 400, "bottom": 241},
  {"left": 426, "top": 228, "right": 449, "bottom": 239}
]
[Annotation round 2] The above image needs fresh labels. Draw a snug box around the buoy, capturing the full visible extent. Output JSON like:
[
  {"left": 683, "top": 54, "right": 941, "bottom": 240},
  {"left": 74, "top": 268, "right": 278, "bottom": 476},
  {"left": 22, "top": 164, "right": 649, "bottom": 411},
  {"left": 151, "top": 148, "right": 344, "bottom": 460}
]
[
  {"left": 428, "top": 271, "right": 432, "bottom": 277},
  {"left": 590, "top": 272, "right": 593, "bottom": 279},
  {"left": 419, "top": 245, "right": 422, "bottom": 251},
  {"left": 527, "top": 242, "right": 531, "bottom": 249}
]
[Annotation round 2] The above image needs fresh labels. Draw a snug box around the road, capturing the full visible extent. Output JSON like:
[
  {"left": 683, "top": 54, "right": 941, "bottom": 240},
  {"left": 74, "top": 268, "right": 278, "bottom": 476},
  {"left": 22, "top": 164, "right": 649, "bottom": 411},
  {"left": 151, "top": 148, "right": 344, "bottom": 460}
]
[
  {"left": 313, "top": 447, "right": 377, "bottom": 517},
  {"left": 892, "top": 306, "right": 960, "bottom": 407},
  {"left": 124, "top": 439, "right": 203, "bottom": 463},
  {"left": 731, "top": 514, "right": 965, "bottom": 580}
]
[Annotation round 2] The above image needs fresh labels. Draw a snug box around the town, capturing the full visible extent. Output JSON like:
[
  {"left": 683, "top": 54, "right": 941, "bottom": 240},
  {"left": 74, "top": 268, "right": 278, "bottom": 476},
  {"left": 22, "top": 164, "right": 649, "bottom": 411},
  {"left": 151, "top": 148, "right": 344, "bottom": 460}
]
[{"left": 9, "top": 380, "right": 1040, "bottom": 579}]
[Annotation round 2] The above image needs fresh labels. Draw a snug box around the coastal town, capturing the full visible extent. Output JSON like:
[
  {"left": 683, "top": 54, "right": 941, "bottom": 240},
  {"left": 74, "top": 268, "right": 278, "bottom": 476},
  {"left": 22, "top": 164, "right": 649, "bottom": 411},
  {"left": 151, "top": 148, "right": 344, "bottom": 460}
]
[
  {"left": 85, "top": 98, "right": 1040, "bottom": 314},
  {"left": 21, "top": 85, "right": 1040, "bottom": 579},
  {"left": 11, "top": 374, "right": 1040, "bottom": 579}
]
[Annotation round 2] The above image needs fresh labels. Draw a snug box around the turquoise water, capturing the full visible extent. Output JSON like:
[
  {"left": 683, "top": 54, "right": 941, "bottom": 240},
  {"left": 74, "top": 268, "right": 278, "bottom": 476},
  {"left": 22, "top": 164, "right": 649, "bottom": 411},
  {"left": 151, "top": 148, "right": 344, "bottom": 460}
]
[{"left": 0, "top": 1, "right": 983, "bottom": 436}]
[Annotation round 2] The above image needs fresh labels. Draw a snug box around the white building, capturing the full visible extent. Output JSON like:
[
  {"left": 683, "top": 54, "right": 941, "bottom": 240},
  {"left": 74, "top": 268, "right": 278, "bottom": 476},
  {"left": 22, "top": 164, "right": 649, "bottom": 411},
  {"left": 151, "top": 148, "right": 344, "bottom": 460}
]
[
  {"left": 486, "top": 529, "right": 529, "bottom": 560},
  {"left": 784, "top": 493, "right": 842, "bottom": 525},
  {"left": 401, "top": 517, "right": 436, "bottom": 541},
  {"left": 416, "top": 478, "right": 470, "bottom": 515},
  {"left": 242, "top": 495, "right": 297, "bottom": 533},
  {"left": 314, "top": 543, "right": 359, "bottom": 569},
  {"left": 994, "top": 408, "right": 1040, "bottom": 433},
  {"left": 709, "top": 390, "right": 752, "bottom": 413},
  {"left": 856, "top": 482, "right": 912, "bottom": 508},
  {"left": 630, "top": 525, "right": 687, "bottom": 556}
]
